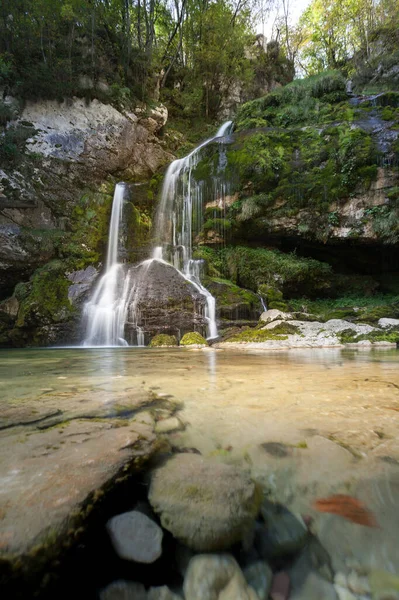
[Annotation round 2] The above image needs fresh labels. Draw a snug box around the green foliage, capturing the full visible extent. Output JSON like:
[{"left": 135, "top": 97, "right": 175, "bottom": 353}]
[
  {"left": 235, "top": 71, "right": 346, "bottom": 130},
  {"left": 149, "top": 334, "right": 178, "bottom": 347},
  {"left": 0, "top": 125, "right": 36, "bottom": 164},
  {"left": 287, "top": 295, "right": 399, "bottom": 323},
  {"left": 180, "top": 332, "right": 208, "bottom": 345},
  {"left": 223, "top": 246, "right": 333, "bottom": 296}
]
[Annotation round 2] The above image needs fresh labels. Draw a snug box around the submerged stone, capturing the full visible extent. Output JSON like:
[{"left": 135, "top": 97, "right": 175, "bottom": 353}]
[
  {"left": 148, "top": 586, "right": 183, "bottom": 600},
  {"left": 243, "top": 560, "right": 273, "bottom": 599},
  {"left": 148, "top": 454, "right": 261, "bottom": 551},
  {"left": 183, "top": 554, "right": 245, "bottom": 600},
  {"left": 106, "top": 510, "right": 163, "bottom": 563},
  {"left": 99, "top": 580, "right": 147, "bottom": 600},
  {"left": 257, "top": 500, "right": 308, "bottom": 559}
]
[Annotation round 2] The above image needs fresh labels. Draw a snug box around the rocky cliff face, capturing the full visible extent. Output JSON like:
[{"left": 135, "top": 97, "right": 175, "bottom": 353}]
[{"left": 0, "top": 96, "right": 172, "bottom": 346}]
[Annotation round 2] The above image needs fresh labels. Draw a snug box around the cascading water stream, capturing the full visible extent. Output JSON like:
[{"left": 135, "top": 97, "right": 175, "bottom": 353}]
[
  {"left": 152, "top": 120, "right": 233, "bottom": 339},
  {"left": 82, "top": 183, "right": 129, "bottom": 347}
]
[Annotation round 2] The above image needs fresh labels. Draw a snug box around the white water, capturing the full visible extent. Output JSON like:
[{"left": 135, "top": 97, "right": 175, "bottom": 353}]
[
  {"left": 82, "top": 184, "right": 129, "bottom": 347},
  {"left": 152, "top": 120, "right": 233, "bottom": 338}
]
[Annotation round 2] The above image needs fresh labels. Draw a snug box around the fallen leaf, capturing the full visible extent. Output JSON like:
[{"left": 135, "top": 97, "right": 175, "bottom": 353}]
[{"left": 313, "top": 494, "right": 378, "bottom": 528}]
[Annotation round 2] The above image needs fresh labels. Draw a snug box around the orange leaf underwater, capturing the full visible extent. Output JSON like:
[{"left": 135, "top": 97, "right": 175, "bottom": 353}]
[{"left": 313, "top": 494, "right": 379, "bottom": 528}]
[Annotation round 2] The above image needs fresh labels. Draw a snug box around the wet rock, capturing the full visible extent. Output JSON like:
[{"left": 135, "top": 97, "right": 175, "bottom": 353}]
[
  {"left": 175, "top": 542, "right": 196, "bottom": 577},
  {"left": 270, "top": 571, "right": 290, "bottom": 600},
  {"left": 256, "top": 500, "right": 308, "bottom": 558},
  {"left": 218, "top": 573, "right": 259, "bottom": 600},
  {"left": 155, "top": 416, "right": 184, "bottom": 434},
  {"left": 106, "top": 510, "right": 163, "bottom": 563},
  {"left": 243, "top": 560, "right": 273, "bottom": 599},
  {"left": 149, "top": 454, "right": 261, "bottom": 551},
  {"left": 347, "top": 570, "right": 370, "bottom": 595},
  {"left": 260, "top": 310, "right": 292, "bottom": 324},
  {"left": 99, "top": 580, "right": 147, "bottom": 600},
  {"left": 290, "top": 571, "right": 337, "bottom": 600},
  {"left": 67, "top": 266, "right": 99, "bottom": 306},
  {"left": 334, "top": 585, "right": 357, "bottom": 600},
  {"left": 289, "top": 537, "right": 333, "bottom": 587},
  {"left": 183, "top": 554, "right": 245, "bottom": 600},
  {"left": 148, "top": 586, "right": 182, "bottom": 600}
]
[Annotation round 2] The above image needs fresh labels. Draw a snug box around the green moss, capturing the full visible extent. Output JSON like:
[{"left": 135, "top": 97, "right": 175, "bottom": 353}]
[
  {"left": 338, "top": 329, "right": 399, "bottom": 344},
  {"left": 16, "top": 261, "right": 74, "bottom": 328},
  {"left": 149, "top": 334, "right": 178, "bottom": 347},
  {"left": 180, "top": 332, "right": 208, "bottom": 346},
  {"left": 225, "top": 322, "right": 300, "bottom": 342}
]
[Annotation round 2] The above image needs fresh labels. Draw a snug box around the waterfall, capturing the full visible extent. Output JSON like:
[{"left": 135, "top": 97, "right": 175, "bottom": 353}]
[
  {"left": 152, "top": 120, "right": 233, "bottom": 339},
  {"left": 82, "top": 183, "right": 129, "bottom": 347},
  {"left": 82, "top": 121, "right": 233, "bottom": 346}
]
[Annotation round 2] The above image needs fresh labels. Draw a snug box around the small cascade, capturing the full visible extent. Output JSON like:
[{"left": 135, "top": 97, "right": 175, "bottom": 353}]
[
  {"left": 152, "top": 120, "right": 233, "bottom": 338},
  {"left": 82, "top": 184, "right": 129, "bottom": 347}
]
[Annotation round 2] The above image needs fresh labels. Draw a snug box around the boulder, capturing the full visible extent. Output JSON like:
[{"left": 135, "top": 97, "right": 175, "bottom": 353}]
[
  {"left": 99, "top": 580, "right": 147, "bottom": 600},
  {"left": 378, "top": 318, "right": 399, "bottom": 329},
  {"left": 218, "top": 573, "right": 259, "bottom": 600},
  {"left": 106, "top": 510, "right": 163, "bottom": 563},
  {"left": 260, "top": 310, "right": 292, "bottom": 324},
  {"left": 148, "top": 454, "right": 261, "bottom": 551}
]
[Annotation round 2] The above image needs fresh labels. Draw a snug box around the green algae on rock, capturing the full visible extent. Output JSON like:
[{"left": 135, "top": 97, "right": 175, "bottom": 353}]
[
  {"left": 149, "top": 334, "right": 179, "bottom": 347},
  {"left": 180, "top": 332, "right": 208, "bottom": 346}
]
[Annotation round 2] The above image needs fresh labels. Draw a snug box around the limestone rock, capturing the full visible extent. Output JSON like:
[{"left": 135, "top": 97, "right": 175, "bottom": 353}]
[
  {"left": 183, "top": 554, "right": 245, "bottom": 600},
  {"left": 378, "top": 318, "right": 399, "bottom": 329},
  {"left": 99, "top": 580, "right": 147, "bottom": 600},
  {"left": 243, "top": 560, "right": 273, "bottom": 599},
  {"left": 149, "top": 454, "right": 261, "bottom": 551},
  {"left": 260, "top": 310, "right": 292, "bottom": 324},
  {"left": 106, "top": 510, "right": 163, "bottom": 563},
  {"left": 148, "top": 586, "right": 182, "bottom": 600}
]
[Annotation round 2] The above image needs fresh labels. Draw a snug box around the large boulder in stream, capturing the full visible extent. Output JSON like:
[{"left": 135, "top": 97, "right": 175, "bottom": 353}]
[
  {"left": 148, "top": 454, "right": 262, "bottom": 551},
  {"left": 124, "top": 259, "right": 208, "bottom": 343}
]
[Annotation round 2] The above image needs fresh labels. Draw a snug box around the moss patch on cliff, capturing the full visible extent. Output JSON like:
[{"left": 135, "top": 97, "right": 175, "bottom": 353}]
[{"left": 16, "top": 261, "right": 75, "bottom": 328}]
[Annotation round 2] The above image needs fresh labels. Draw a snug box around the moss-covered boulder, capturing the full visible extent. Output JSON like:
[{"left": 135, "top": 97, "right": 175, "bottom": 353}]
[
  {"left": 180, "top": 332, "right": 208, "bottom": 346},
  {"left": 205, "top": 277, "right": 262, "bottom": 322},
  {"left": 148, "top": 454, "right": 262, "bottom": 551},
  {"left": 149, "top": 334, "right": 178, "bottom": 347}
]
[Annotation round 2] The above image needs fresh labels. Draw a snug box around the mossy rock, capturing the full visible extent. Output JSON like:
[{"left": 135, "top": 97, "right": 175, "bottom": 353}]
[
  {"left": 180, "top": 332, "right": 208, "bottom": 346},
  {"left": 225, "top": 322, "right": 300, "bottom": 343},
  {"left": 149, "top": 334, "right": 178, "bottom": 347}
]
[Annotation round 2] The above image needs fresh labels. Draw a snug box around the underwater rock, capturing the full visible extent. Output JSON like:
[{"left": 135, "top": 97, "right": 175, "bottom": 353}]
[
  {"left": 290, "top": 571, "right": 337, "bottom": 600},
  {"left": 154, "top": 416, "right": 184, "bottom": 433},
  {"left": 148, "top": 454, "right": 261, "bottom": 551},
  {"left": 218, "top": 573, "right": 259, "bottom": 600},
  {"left": 243, "top": 560, "right": 273, "bottom": 599},
  {"left": 99, "top": 580, "right": 147, "bottom": 600},
  {"left": 183, "top": 554, "right": 246, "bottom": 600},
  {"left": 270, "top": 572, "right": 290, "bottom": 600},
  {"left": 106, "top": 510, "right": 163, "bottom": 563},
  {"left": 256, "top": 500, "right": 308, "bottom": 559},
  {"left": 147, "top": 586, "right": 183, "bottom": 600}
]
